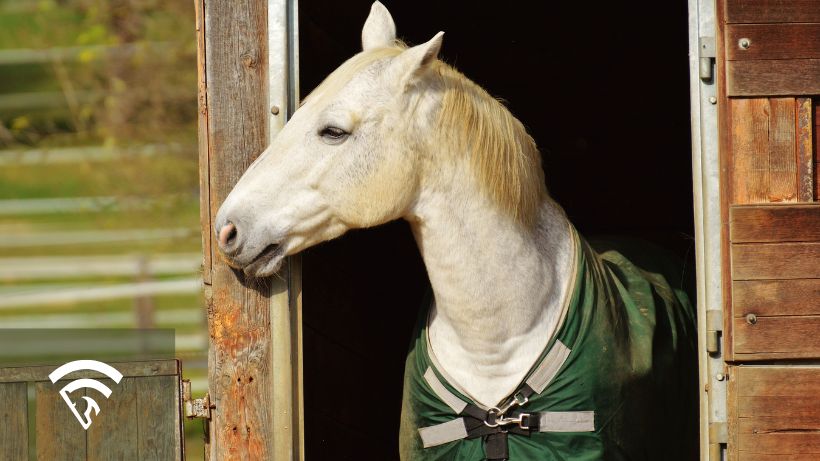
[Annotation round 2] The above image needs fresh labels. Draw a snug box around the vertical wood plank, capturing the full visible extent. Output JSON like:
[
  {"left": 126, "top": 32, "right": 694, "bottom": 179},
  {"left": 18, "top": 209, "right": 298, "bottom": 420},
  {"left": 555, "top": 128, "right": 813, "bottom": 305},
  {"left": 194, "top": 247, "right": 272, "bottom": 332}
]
[
  {"left": 731, "top": 98, "right": 770, "bottom": 204},
  {"left": 195, "top": 0, "right": 212, "bottom": 285},
  {"left": 796, "top": 98, "right": 814, "bottom": 202},
  {"left": 717, "top": 0, "right": 736, "bottom": 361},
  {"left": 200, "top": 0, "right": 275, "bottom": 459},
  {"left": 767, "top": 98, "right": 797, "bottom": 202},
  {"left": 0, "top": 382, "right": 28, "bottom": 461},
  {"left": 87, "top": 378, "right": 138, "bottom": 460},
  {"left": 731, "top": 98, "right": 799, "bottom": 204},
  {"left": 36, "top": 382, "right": 86, "bottom": 461},
  {"left": 814, "top": 100, "right": 819, "bottom": 200},
  {"left": 137, "top": 375, "right": 180, "bottom": 460}
]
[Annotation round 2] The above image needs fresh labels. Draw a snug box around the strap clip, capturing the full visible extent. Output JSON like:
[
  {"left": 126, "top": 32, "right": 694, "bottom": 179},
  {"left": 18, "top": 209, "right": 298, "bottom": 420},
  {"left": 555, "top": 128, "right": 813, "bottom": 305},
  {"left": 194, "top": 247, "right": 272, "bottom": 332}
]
[{"left": 484, "top": 408, "right": 533, "bottom": 430}]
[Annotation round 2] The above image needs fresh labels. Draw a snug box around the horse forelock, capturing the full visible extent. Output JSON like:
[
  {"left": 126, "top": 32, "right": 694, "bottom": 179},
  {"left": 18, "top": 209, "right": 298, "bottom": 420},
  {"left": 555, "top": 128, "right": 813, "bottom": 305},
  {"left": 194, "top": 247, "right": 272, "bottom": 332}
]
[{"left": 304, "top": 42, "right": 545, "bottom": 228}]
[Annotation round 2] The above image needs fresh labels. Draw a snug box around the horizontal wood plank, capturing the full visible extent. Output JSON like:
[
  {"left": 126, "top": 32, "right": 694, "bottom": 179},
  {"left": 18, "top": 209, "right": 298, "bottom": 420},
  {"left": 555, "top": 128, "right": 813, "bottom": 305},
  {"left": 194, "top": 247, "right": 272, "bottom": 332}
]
[
  {"left": 730, "top": 205, "right": 820, "bottom": 242},
  {"left": 738, "top": 432, "right": 820, "bottom": 454},
  {"left": 734, "top": 316, "right": 820, "bottom": 357},
  {"left": 737, "top": 455, "right": 820, "bottom": 461},
  {"left": 734, "top": 367, "right": 820, "bottom": 458},
  {"left": 727, "top": 60, "right": 820, "bottom": 96},
  {"left": 725, "top": 0, "right": 820, "bottom": 23},
  {"left": 732, "top": 242, "right": 820, "bottom": 280},
  {"left": 740, "top": 415, "right": 820, "bottom": 432},
  {"left": 733, "top": 279, "right": 820, "bottom": 317},
  {"left": 740, "top": 395, "right": 820, "bottom": 418},
  {"left": 727, "top": 24, "right": 820, "bottom": 61},
  {"left": 0, "top": 359, "right": 179, "bottom": 383},
  {"left": 737, "top": 366, "right": 820, "bottom": 397}
]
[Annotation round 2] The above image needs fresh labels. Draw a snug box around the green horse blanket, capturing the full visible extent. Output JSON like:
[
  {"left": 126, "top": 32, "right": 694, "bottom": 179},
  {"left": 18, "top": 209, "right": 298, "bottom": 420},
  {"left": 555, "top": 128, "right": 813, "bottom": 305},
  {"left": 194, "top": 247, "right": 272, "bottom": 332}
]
[{"left": 399, "top": 229, "right": 698, "bottom": 460}]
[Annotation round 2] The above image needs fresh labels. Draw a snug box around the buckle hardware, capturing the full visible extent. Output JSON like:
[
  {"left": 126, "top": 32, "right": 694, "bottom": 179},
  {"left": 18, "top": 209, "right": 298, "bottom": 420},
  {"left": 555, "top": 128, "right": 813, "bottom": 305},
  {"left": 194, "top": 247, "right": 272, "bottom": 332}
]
[{"left": 483, "top": 407, "right": 532, "bottom": 430}]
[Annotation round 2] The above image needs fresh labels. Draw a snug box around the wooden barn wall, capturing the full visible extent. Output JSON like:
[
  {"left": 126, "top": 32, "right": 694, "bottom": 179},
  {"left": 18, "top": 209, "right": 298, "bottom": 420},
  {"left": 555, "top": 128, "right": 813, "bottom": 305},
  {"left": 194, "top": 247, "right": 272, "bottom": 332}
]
[{"left": 719, "top": 1, "right": 820, "bottom": 459}]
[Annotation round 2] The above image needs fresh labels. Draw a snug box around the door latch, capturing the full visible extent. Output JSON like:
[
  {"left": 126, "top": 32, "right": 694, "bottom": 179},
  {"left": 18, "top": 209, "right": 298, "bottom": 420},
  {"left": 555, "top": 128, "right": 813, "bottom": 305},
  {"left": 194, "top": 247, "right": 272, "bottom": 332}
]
[{"left": 699, "top": 36, "right": 716, "bottom": 82}]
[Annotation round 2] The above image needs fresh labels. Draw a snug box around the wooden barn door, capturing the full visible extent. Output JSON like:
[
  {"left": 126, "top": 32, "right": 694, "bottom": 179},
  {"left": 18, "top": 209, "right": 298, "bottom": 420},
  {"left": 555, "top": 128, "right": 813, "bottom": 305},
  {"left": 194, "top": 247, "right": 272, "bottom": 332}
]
[{"left": 700, "top": 0, "right": 820, "bottom": 459}]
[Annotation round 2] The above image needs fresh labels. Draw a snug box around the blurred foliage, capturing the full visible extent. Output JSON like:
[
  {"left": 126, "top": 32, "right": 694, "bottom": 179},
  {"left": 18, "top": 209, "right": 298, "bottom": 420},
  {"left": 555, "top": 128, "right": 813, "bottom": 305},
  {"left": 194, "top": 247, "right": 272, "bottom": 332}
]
[
  {"left": 0, "top": 0, "right": 197, "bottom": 148},
  {"left": 0, "top": 0, "right": 199, "bottom": 203}
]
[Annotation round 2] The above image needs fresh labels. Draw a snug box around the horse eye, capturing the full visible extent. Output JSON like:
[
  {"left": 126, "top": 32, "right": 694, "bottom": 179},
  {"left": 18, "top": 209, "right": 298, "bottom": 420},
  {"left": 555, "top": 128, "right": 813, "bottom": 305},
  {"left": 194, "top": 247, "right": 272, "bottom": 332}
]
[{"left": 319, "top": 126, "right": 349, "bottom": 144}]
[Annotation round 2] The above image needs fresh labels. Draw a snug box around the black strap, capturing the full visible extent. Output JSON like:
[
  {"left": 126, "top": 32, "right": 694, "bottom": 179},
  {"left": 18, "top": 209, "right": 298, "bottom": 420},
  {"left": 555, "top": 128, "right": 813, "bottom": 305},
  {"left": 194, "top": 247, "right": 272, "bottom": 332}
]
[{"left": 484, "top": 433, "right": 509, "bottom": 461}]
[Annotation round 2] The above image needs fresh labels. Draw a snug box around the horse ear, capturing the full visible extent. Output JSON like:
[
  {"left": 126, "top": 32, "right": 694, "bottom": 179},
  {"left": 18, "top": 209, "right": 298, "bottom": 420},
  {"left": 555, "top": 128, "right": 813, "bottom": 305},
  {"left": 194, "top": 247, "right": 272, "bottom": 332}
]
[
  {"left": 391, "top": 31, "right": 444, "bottom": 86},
  {"left": 362, "top": 2, "right": 396, "bottom": 51}
]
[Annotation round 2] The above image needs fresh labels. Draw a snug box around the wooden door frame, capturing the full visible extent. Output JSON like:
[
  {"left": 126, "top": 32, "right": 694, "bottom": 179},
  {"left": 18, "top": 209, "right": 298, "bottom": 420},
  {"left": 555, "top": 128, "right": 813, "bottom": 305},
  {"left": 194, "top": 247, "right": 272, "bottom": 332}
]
[
  {"left": 688, "top": 0, "right": 728, "bottom": 459},
  {"left": 196, "top": 0, "right": 303, "bottom": 459}
]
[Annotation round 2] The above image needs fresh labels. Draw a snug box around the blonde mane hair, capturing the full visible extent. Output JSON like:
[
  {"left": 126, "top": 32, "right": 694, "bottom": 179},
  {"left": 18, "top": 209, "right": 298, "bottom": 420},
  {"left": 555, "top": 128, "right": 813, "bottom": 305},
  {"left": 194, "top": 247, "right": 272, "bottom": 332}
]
[{"left": 306, "top": 43, "right": 546, "bottom": 228}]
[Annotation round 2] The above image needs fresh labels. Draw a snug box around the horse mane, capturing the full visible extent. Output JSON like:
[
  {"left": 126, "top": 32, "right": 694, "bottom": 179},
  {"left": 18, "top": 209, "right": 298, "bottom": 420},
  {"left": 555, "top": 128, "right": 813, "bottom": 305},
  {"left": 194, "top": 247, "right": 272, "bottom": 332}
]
[
  {"left": 431, "top": 60, "right": 545, "bottom": 228},
  {"left": 306, "top": 43, "right": 546, "bottom": 228}
]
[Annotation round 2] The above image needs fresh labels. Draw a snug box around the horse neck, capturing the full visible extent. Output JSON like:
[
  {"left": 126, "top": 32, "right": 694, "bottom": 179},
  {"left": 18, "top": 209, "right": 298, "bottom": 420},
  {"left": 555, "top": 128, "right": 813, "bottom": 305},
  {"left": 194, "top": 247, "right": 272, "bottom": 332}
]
[{"left": 407, "top": 162, "right": 575, "bottom": 406}]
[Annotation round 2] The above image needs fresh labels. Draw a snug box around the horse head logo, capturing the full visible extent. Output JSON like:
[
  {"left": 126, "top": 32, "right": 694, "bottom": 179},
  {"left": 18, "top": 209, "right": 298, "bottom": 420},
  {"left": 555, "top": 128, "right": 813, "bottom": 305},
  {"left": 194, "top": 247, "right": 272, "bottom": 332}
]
[{"left": 48, "top": 360, "right": 123, "bottom": 430}]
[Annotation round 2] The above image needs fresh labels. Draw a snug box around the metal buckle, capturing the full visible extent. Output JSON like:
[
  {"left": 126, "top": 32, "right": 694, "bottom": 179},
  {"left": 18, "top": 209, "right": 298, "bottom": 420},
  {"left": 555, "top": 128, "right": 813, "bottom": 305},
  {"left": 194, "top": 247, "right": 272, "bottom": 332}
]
[
  {"left": 484, "top": 407, "right": 502, "bottom": 428},
  {"left": 484, "top": 408, "right": 532, "bottom": 430},
  {"left": 497, "top": 391, "right": 529, "bottom": 416}
]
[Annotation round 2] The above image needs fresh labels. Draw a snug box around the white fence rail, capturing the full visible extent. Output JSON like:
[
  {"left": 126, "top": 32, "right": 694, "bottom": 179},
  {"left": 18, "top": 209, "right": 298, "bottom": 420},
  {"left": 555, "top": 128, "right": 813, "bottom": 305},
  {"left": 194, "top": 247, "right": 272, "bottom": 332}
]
[
  {"left": 0, "top": 277, "right": 201, "bottom": 309},
  {"left": 0, "top": 253, "right": 201, "bottom": 280}
]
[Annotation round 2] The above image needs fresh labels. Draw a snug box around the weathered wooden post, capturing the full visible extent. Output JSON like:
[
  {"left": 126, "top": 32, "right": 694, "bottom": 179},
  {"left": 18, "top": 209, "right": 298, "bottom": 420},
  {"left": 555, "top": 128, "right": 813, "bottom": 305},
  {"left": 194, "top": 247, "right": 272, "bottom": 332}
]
[{"left": 195, "top": 0, "right": 302, "bottom": 459}]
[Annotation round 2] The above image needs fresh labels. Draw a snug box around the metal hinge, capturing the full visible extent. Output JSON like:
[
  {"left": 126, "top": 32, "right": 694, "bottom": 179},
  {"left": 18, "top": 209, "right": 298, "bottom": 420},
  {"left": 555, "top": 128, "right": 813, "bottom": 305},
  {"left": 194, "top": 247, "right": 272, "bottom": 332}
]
[
  {"left": 182, "top": 379, "right": 213, "bottom": 420},
  {"left": 698, "top": 36, "right": 716, "bottom": 82},
  {"left": 705, "top": 309, "right": 722, "bottom": 354}
]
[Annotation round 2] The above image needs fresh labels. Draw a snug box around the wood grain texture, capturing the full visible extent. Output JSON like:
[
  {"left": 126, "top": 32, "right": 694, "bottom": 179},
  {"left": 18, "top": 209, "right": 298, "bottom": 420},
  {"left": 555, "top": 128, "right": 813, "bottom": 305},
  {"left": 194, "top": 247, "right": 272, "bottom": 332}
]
[
  {"left": 718, "top": 0, "right": 736, "bottom": 361},
  {"left": 730, "top": 98, "right": 798, "bottom": 204},
  {"left": 733, "top": 279, "right": 820, "bottom": 317},
  {"left": 36, "top": 381, "right": 85, "bottom": 460},
  {"left": 730, "top": 204, "right": 820, "bottom": 242},
  {"left": 733, "top": 317, "right": 820, "bottom": 357},
  {"left": 731, "top": 366, "right": 820, "bottom": 459},
  {"left": 732, "top": 242, "right": 820, "bottom": 280},
  {"left": 731, "top": 98, "right": 770, "bottom": 204},
  {"left": 200, "top": 0, "right": 275, "bottom": 458},
  {"left": 728, "top": 60, "right": 820, "bottom": 96},
  {"left": 0, "top": 382, "right": 28, "bottom": 461},
  {"left": 814, "top": 100, "right": 819, "bottom": 200},
  {"left": 195, "top": 0, "right": 211, "bottom": 285},
  {"left": 725, "top": 0, "right": 820, "bottom": 23},
  {"left": 768, "top": 98, "right": 798, "bottom": 202},
  {"left": 726, "top": 24, "right": 820, "bottom": 61},
  {"left": 796, "top": 98, "right": 814, "bottom": 201},
  {"left": 0, "top": 359, "right": 179, "bottom": 383},
  {"left": 87, "top": 378, "right": 138, "bottom": 460},
  {"left": 137, "top": 375, "right": 181, "bottom": 460}
]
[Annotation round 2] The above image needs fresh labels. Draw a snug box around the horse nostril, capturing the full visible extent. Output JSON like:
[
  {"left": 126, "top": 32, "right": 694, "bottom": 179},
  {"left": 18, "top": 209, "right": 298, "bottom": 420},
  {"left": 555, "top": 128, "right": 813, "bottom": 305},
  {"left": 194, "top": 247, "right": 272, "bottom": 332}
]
[{"left": 218, "top": 222, "right": 238, "bottom": 248}]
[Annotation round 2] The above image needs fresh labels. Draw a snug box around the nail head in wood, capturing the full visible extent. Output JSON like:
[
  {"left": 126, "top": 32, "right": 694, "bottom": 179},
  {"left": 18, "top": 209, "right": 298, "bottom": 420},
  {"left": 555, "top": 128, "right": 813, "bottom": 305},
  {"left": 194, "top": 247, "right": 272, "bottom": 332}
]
[{"left": 745, "top": 313, "right": 757, "bottom": 325}]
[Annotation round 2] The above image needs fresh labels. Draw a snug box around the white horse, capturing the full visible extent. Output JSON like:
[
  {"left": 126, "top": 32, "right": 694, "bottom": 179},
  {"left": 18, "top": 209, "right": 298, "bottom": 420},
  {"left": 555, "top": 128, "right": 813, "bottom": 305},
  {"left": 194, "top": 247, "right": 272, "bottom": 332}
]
[{"left": 215, "top": 3, "right": 696, "bottom": 460}]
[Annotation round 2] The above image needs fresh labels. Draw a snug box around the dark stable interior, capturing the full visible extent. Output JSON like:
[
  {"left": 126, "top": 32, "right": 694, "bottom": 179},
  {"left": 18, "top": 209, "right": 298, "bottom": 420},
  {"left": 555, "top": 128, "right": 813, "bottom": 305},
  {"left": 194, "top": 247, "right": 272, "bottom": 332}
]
[{"left": 299, "top": 1, "right": 693, "bottom": 459}]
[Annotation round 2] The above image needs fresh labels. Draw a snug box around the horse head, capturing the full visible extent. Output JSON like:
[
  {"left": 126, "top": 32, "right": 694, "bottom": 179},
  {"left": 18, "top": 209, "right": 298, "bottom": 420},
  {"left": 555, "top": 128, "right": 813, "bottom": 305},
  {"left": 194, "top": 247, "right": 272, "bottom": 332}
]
[{"left": 215, "top": 2, "right": 444, "bottom": 277}]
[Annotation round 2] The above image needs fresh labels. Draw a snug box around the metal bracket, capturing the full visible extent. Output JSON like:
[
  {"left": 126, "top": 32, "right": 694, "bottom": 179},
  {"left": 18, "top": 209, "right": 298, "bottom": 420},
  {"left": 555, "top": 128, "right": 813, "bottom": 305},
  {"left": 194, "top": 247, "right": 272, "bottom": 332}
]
[
  {"left": 705, "top": 309, "right": 722, "bottom": 354},
  {"left": 182, "top": 379, "right": 212, "bottom": 420},
  {"left": 708, "top": 422, "right": 728, "bottom": 460},
  {"left": 698, "top": 36, "right": 716, "bottom": 81}
]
